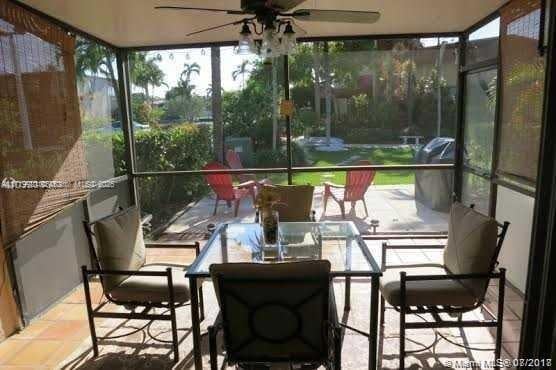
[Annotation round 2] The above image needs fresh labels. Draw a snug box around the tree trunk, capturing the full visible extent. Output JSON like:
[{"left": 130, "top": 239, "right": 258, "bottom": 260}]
[
  {"left": 272, "top": 59, "right": 278, "bottom": 150},
  {"left": 313, "top": 43, "right": 321, "bottom": 134},
  {"left": 323, "top": 42, "right": 332, "bottom": 145},
  {"left": 407, "top": 49, "right": 415, "bottom": 130},
  {"left": 211, "top": 47, "right": 223, "bottom": 162}
]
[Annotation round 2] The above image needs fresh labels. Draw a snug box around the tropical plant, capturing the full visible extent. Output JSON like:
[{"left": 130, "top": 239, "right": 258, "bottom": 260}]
[{"left": 232, "top": 60, "right": 251, "bottom": 89}]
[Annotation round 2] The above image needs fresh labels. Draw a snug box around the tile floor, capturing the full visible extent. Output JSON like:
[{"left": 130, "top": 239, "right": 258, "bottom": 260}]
[
  {"left": 0, "top": 240, "right": 523, "bottom": 369},
  {"left": 161, "top": 185, "right": 450, "bottom": 240}
]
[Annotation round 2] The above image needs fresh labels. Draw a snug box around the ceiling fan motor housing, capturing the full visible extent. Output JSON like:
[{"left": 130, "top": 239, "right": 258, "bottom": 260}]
[{"left": 241, "top": 0, "right": 305, "bottom": 12}]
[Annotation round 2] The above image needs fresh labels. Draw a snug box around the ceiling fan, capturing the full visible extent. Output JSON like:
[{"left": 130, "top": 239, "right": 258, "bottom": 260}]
[{"left": 155, "top": 0, "right": 380, "bottom": 57}]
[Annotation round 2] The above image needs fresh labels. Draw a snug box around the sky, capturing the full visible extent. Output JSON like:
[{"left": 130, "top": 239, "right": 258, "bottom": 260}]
[
  {"left": 145, "top": 19, "right": 500, "bottom": 99},
  {"left": 146, "top": 46, "right": 259, "bottom": 97}
]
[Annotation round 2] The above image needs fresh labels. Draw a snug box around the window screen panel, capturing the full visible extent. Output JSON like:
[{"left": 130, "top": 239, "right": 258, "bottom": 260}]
[{"left": 497, "top": 0, "right": 545, "bottom": 185}]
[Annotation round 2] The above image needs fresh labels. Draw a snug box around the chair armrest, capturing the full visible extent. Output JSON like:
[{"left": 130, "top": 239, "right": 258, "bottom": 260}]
[
  {"left": 401, "top": 269, "right": 505, "bottom": 282},
  {"left": 237, "top": 180, "right": 256, "bottom": 189},
  {"left": 83, "top": 267, "right": 170, "bottom": 277},
  {"left": 381, "top": 240, "right": 446, "bottom": 272},
  {"left": 382, "top": 240, "right": 446, "bottom": 250},
  {"left": 324, "top": 181, "right": 343, "bottom": 189},
  {"left": 145, "top": 241, "right": 201, "bottom": 256}
]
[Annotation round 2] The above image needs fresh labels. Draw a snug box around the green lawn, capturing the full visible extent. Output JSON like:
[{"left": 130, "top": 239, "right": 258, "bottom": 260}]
[{"left": 265, "top": 146, "right": 416, "bottom": 186}]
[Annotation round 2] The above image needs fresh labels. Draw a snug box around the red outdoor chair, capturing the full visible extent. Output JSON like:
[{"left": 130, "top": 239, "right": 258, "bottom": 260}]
[
  {"left": 226, "top": 149, "right": 272, "bottom": 188},
  {"left": 226, "top": 149, "right": 257, "bottom": 183},
  {"left": 323, "top": 160, "right": 376, "bottom": 219},
  {"left": 203, "top": 162, "right": 256, "bottom": 217}
]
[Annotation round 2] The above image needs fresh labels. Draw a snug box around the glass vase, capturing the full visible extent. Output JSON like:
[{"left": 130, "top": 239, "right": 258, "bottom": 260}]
[{"left": 261, "top": 209, "right": 279, "bottom": 245}]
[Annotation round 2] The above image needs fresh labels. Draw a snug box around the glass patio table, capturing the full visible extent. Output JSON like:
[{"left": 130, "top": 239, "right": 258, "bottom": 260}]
[{"left": 185, "top": 221, "right": 382, "bottom": 370}]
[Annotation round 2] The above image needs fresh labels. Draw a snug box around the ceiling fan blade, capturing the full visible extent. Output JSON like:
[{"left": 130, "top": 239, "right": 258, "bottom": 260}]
[
  {"left": 289, "top": 19, "right": 308, "bottom": 36},
  {"left": 293, "top": 9, "right": 380, "bottom": 24},
  {"left": 155, "top": 6, "right": 247, "bottom": 15},
  {"left": 186, "top": 19, "right": 246, "bottom": 36},
  {"left": 269, "top": 0, "right": 307, "bottom": 11}
]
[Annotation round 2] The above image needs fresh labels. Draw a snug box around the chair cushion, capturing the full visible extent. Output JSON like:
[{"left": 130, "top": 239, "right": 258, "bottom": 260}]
[
  {"left": 444, "top": 202, "right": 499, "bottom": 298},
  {"left": 380, "top": 264, "right": 478, "bottom": 307},
  {"left": 109, "top": 264, "right": 190, "bottom": 303},
  {"left": 93, "top": 207, "right": 146, "bottom": 292},
  {"left": 261, "top": 184, "right": 314, "bottom": 222}
]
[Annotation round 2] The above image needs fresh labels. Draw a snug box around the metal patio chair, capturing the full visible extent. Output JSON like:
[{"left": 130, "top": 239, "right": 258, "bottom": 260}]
[
  {"left": 203, "top": 162, "right": 257, "bottom": 217},
  {"left": 208, "top": 261, "right": 342, "bottom": 369},
  {"left": 379, "top": 202, "right": 510, "bottom": 369},
  {"left": 82, "top": 206, "right": 205, "bottom": 363},
  {"left": 323, "top": 160, "right": 376, "bottom": 219},
  {"left": 255, "top": 184, "right": 316, "bottom": 223}
]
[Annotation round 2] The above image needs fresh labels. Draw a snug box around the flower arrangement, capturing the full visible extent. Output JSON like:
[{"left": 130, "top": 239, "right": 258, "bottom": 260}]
[
  {"left": 255, "top": 187, "right": 282, "bottom": 212},
  {"left": 255, "top": 187, "right": 283, "bottom": 245}
]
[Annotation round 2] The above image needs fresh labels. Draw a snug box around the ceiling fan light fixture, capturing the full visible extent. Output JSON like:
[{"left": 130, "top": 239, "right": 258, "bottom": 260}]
[
  {"left": 281, "top": 22, "right": 297, "bottom": 55},
  {"left": 237, "top": 23, "right": 254, "bottom": 55},
  {"left": 261, "top": 23, "right": 278, "bottom": 58}
]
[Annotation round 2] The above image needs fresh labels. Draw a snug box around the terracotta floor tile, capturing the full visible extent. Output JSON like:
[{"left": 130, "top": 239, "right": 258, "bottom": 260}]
[
  {"left": 0, "top": 339, "right": 30, "bottom": 364},
  {"left": 45, "top": 340, "right": 82, "bottom": 367},
  {"left": 38, "top": 321, "right": 88, "bottom": 340},
  {"left": 10, "top": 320, "right": 52, "bottom": 340},
  {"left": 60, "top": 304, "right": 89, "bottom": 321},
  {"left": 6, "top": 340, "right": 62, "bottom": 366}
]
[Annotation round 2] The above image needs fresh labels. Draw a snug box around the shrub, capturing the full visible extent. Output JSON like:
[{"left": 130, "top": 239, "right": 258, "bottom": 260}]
[
  {"left": 254, "top": 149, "right": 287, "bottom": 167},
  {"left": 83, "top": 123, "right": 214, "bottom": 230}
]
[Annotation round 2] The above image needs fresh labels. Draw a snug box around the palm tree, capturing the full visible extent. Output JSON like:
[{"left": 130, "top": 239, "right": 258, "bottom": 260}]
[
  {"left": 75, "top": 38, "right": 119, "bottom": 99},
  {"left": 232, "top": 60, "right": 251, "bottom": 89},
  {"left": 133, "top": 55, "right": 166, "bottom": 103},
  {"left": 211, "top": 47, "right": 223, "bottom": 162},
  {"left": 180, "top": 62, "right": 201, "bottom": 93}
]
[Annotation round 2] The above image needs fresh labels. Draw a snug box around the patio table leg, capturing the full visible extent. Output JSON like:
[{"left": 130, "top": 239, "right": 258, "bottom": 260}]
[
  {"left": 190, "top": 277, "right": 203, "bottom": 370},
  {"left": 369, "top": 276, "right": 379, "bottom": 370},
  {"left": 344, "top": 276, "right": 351, "bottom": 311}
]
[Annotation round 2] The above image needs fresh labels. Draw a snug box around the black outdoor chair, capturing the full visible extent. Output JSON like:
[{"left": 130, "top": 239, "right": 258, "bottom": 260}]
[
  {"left": 379, "top": 202, "right": 510, "bottom": 369},
  {"left": 82, "top": 206, "right": 205, "bottom": 363},
  {"left": 207, "top": 261, "right": 342, "bottom": 369}
]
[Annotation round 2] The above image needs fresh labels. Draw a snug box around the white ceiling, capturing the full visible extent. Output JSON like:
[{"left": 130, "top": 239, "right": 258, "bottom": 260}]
[{"left": 18, "top": 0, "right": 509, "bottom": 48}]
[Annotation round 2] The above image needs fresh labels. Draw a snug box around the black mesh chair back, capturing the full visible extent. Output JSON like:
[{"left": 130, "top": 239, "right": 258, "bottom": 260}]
[{"left": 210, "top": 261, "right": 332, "bottom": 365}]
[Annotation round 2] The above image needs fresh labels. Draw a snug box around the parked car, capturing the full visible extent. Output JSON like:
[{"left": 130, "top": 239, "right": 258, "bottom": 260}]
[{"left": 111, "top": 120, "right": 150, "bottom": 132}]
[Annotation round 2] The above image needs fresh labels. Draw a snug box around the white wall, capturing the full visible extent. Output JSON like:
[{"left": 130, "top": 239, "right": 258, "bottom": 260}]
[{"left": 495, "top": 186, "right": 535, "bottom": 293}]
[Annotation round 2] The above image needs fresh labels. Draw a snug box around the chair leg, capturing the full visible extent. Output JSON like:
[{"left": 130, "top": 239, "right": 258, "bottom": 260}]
[
  {"left": 209, "top": 325, "right": 218, "bottom": 370},
  {"left": 344, "top": 277, "right": 351, "bottom": 311},
  {"left": 167, "top": 269, "right": 180, "bottom": 363},
  {"left": 213, "top": 198, "right": 219, "bottom": 216},
  {"left": 362, "top": 198, "right": 369, "bottom": 217},
  {"left": 250, "top": 186, "right": 256, "bottom": 203},
  {"left": 334, "top": 326, "right": 342, "bottom": 370},
  {"left": 199, "top": 285, "right": 205, "bottom": 322},
  {"left": 380, "top": 295, "right": 385, "bottom": 326},
  {"left": 339, "top": 202, "right": 346, "bottom": 219},
  {"left": 494, "top": 269, "right": 506, "bottom": 370},
  {"left": 399, "top": 272, "right": 406, "bottom": 370},
  {"left": 81, "top": 266, "right": 99, "bottom": 357},
  {"left": 234, "top": 199, "right": 241, "bottom": 217}
]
